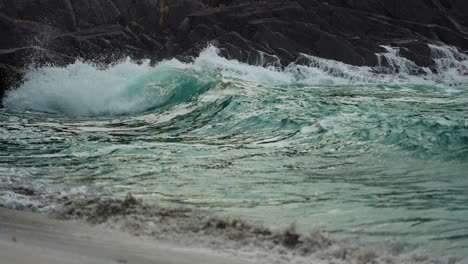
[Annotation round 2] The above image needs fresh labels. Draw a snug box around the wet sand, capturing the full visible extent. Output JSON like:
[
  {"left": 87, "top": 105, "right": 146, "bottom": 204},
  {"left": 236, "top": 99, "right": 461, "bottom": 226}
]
[{"left": 0, "top": 207, "right": 247, "bottom": 264}]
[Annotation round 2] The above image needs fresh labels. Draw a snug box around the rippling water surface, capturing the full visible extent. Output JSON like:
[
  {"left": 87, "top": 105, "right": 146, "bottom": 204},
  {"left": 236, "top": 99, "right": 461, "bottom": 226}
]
[{"left": 1, "top": 46, "right": 468, "bottom": 258}]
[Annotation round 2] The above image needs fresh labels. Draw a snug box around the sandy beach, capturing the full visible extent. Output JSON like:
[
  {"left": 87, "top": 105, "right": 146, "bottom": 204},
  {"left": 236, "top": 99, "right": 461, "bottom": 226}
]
[{"left": 0, "top": 208, "right": 247, "bottom": 264}]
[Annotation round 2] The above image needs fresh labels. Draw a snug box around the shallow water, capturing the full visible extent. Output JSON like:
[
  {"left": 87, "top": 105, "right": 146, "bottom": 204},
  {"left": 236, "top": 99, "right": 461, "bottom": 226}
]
[{"left": 1, "top": 46, "right": 468, "bottom": 259}]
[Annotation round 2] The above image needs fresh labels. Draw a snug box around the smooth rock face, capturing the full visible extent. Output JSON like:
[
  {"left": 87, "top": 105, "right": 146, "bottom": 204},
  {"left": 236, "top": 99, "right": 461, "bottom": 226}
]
[{"left": 1, "top": 0, "right": 468, "bottom": 99}]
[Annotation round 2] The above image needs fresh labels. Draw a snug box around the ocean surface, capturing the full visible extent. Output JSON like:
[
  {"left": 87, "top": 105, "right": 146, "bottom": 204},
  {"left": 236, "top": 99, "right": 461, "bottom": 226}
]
[{"left": 1, "top": 45, "right": 467, "bottom": 262}]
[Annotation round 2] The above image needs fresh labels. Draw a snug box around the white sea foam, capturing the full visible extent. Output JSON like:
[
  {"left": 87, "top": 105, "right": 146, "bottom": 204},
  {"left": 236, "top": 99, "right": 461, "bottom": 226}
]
[
  {"left": 3, "top": 59, "right": 156, "bottom": 116},
  {"left": 0, "top": 180, "right": 460, "bottom": 264},
  {"left": 3, "top": 44, "right": 468, "bottom": 116},
  {"left": 0, "top": 167, "right": 100, "bottom": 212}
]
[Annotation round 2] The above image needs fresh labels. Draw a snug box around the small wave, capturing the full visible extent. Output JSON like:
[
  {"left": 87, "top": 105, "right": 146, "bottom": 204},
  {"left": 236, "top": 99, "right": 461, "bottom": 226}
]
[
  {"left": 48, "top": 194, "right": 459, "bottom": 264},
  {"left": 0, "top": 172, "right": 463, "bottom": 264}
]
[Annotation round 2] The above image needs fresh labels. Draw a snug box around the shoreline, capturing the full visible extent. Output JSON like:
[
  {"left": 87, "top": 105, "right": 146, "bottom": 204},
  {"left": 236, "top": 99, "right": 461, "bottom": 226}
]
[
  {"left": 0, "top": 207, "right": 246, "bottom": 264},
  {"left": 0, "top": 194, "right": 463, "bottom": 264}
]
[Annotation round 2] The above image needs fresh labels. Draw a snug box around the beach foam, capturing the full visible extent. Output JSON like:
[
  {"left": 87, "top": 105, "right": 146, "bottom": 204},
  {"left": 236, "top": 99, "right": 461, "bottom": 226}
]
[
  {"left": 48, "top": 194, "right": 459, "bottom": 264},
  {"left": 0, "top": 180, "right": 460, "bottom": 264}
]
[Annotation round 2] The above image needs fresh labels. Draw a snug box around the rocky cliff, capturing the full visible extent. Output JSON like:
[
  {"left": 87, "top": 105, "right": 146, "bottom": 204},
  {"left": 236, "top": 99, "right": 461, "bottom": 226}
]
[{"left": 1, "top": 0, "right": 468, "bottom": 99}]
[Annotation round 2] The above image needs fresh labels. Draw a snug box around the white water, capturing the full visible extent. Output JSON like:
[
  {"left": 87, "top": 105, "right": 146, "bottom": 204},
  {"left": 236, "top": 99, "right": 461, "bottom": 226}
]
[
  {"left": 3, "top": 60, "right": 156, "bottom": 116},
  {"left": 1, "top": 44, "right": 468, "bottom": 263},
  {"left": 3, "top": 44, "right": 468, "bottom": 116}
]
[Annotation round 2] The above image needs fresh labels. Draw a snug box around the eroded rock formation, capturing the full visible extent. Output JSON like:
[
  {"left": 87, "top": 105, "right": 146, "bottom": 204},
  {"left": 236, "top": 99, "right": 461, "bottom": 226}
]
[{"left": 1, "top": 0, "right": 468, "bottom": 99}]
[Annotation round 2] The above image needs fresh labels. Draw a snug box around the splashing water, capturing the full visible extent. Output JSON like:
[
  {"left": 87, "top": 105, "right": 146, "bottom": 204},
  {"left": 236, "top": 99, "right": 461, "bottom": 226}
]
[
  {"left": 4, "top": 45, "right": 468, "bottom": 116},
  {"left": 1, "top": 45, "right": 468, "bottom": 262}
]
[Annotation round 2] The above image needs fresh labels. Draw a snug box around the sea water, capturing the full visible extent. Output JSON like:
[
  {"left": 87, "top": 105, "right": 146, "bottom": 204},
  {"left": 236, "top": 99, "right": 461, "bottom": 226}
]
[{"left": 0, "top": 46, "right": 467, "bottom": 262}]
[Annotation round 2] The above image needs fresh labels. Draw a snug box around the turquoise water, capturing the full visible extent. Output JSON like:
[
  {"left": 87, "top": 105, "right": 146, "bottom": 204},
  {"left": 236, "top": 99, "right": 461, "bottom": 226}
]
[{"left": 1, "top": 46, "right": 468, "bottom": 258}]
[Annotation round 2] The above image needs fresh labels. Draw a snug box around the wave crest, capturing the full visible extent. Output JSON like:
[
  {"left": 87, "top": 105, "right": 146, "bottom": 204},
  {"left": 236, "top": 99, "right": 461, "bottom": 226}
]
[
  {"left": 2, "top": 60, "right": 218, "bottom": 116},
  {"left": 3, "top": 44, "right": 468, "bottom": 116}
]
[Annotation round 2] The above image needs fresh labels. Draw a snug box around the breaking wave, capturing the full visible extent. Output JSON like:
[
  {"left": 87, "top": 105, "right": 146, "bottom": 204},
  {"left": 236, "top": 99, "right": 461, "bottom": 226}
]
[
  {"left": 1, "top": 43, "right": 468, "bottom": 263},
  {"left": 2, "top": 61, "right": 218, "bottom": 116},
  {"left": 3, "top": 44, "right": 468, "bottom": 116}
]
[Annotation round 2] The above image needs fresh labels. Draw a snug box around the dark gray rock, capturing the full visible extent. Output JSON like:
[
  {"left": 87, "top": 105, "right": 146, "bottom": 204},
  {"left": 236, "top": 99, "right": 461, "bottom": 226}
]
[
  {"left": 0, "top": 63, "right": 23, "bottom": 100},
  {"left": 72, "top": 0, "right": 120, "bottom": 28},
  {"left": 1, "top": 0, "right": 468, "bottom": 101},
  {"left": 0, "top": 0, "right": 76, "bottom": 31}
]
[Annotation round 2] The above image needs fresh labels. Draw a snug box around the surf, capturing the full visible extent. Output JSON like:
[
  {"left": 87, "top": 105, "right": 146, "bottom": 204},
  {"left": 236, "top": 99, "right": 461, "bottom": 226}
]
[{"left": 3, "top": 45, "right": 468, "bottom": 117}]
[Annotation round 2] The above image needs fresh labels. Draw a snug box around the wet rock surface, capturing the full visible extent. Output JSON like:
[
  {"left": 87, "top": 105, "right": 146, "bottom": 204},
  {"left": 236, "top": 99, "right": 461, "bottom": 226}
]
[{"left": 1, "top": 0, "right": 468, "bottom": 99}]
